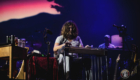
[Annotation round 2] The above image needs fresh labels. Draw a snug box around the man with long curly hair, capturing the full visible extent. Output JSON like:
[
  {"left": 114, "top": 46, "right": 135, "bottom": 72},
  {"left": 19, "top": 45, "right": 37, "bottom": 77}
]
[{"left": 53, "top": 20, "right": 84, "bottom": 80}]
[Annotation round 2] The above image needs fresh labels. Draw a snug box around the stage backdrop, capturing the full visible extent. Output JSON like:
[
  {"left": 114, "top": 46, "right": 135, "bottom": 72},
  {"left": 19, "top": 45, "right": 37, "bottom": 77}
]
[{"left": 0, "top": 0, "right": 140, "bottom": 56}]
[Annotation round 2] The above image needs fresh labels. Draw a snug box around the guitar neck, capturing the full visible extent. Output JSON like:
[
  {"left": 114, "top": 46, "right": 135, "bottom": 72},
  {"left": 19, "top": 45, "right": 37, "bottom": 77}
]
[
  {"left": 113, "top": 54, "right": 120, "bottom": 80},
  {"left": 113, "top": 61, "right": 119, "bottom": 80}
]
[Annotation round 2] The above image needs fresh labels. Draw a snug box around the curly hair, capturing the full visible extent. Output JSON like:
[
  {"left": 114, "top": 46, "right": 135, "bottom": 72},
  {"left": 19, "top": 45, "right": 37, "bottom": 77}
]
[{"left": 61, "top": 20, "right": 78, "bottom": 39}]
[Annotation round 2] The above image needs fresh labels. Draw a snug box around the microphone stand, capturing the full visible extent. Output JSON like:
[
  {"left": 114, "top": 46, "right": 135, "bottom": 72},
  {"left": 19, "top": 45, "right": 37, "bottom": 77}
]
[
  {"left": 36, "top": 28, "right": 53, "bottom": 79},
  {"left": 114, "top": 24, "right": 133, "bottom": 78},
  {"left": 43, "top": 31, "right": 51, "bottom": 77},
  {"left": 47, "top": 41, "right": 51, "bottom": 57},
  {"left": 43, "top": 29, "right": 52, "bottom": 57},
  {"left": 116, "top": 25, "right": 127, "bottom": 51},
  {"left": 47, "top": 41, "right": 50, "bottom": 76}
]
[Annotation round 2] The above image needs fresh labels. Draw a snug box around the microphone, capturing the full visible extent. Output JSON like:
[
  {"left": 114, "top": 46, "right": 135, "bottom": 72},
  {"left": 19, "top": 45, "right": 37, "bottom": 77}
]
[
  {"left": 45, "top": 28, "right": 53, "bottom": 35},
  {"left": 113, "top": 24, "right": 118, "bottom": 27}
]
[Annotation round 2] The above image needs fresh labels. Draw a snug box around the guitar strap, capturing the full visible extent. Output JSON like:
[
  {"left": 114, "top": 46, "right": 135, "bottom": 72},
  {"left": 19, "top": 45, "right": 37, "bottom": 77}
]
[
  {"left": 60, "top": 37, "right": 67, "bottom": 44},
  {"left": 55, "top": 37, "right": 67, "bottom": 58}
]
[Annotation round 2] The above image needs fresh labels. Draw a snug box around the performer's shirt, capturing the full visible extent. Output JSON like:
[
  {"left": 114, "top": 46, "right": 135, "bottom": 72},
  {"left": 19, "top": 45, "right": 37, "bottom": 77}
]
[
  {"left": 55, "top": 35, "right": 83, "bottom": 57},
  {"left": 98, "top": 43, "right": 115, "bottom": 49}
]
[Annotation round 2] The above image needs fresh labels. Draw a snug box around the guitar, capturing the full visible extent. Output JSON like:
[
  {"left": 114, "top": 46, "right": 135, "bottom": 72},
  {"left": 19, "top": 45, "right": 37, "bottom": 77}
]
[{"left": 113, "top": 54, "right": 120, "bottom": 80}]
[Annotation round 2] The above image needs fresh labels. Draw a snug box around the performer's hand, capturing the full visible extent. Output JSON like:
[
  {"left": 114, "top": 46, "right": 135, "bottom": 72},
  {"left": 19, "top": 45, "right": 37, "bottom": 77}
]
[
  {"left": 85, "top": 45, "right": 89, "bottom": 48},
  {"left": 65, "top": 42, "right": 71, "bottom": 47},
  {"left": 85, "top": 45, "right": 93, "bottom": 48}
]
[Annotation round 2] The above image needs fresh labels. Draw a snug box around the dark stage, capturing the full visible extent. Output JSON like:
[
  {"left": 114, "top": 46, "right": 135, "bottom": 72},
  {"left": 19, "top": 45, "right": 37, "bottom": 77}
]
[{"left": 0, "top": 0, "right": 140, "bottom": 80}]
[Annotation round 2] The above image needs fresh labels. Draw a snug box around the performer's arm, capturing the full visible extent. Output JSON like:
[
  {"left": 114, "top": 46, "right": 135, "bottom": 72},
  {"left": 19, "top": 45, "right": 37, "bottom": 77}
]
[
  {"left": 78, "top": 36, "right": 84, "bottom": 47},
  {"left": 53, "top": 43, "right": 65, "bottom": 54}
]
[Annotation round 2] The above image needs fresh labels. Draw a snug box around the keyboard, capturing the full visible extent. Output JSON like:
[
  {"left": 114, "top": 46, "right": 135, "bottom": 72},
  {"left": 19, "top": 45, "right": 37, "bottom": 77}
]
[{"left": 65, "top": 46, "right": 107, "bottom": 56}]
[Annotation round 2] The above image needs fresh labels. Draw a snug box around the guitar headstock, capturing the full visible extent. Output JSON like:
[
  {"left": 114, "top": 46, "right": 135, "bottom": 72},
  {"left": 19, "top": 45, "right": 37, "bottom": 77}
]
[{"left": 116, "top": 54, "right": 120, "bottom": 62}]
